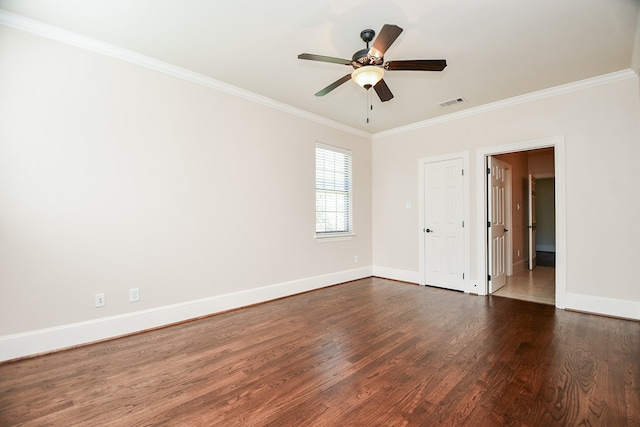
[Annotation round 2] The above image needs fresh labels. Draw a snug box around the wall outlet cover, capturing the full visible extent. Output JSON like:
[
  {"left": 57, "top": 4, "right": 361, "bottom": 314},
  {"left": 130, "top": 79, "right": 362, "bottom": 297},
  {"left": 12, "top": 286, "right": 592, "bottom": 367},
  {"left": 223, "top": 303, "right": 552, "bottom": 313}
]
[{"left": 95, "top": 293, "right": 106, "bottom": 307}]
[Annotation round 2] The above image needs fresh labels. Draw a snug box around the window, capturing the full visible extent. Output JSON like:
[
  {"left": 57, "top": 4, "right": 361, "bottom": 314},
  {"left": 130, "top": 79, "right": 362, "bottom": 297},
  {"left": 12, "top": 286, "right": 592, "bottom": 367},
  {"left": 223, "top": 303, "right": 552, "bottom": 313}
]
[{"left": 315, "top": 143, "right": 352, "bottom": 236}]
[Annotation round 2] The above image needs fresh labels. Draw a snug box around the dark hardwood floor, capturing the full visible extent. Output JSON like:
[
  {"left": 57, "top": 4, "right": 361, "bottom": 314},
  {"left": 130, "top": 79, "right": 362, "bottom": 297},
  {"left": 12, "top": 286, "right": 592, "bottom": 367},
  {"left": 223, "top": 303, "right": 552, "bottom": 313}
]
[{"left": 1, "top": 277, "right": 638, "bottom": 426}]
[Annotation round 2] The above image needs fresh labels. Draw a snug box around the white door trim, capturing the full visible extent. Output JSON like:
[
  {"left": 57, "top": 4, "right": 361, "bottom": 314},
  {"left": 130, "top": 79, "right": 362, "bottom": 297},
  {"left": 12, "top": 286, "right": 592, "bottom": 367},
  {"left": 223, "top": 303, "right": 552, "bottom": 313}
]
[
  {"left": 418, "top": 151, "right": 470, "bottom": 291},
  {"left": 476, "top": 136, "right": 566, "bottom": 309}
]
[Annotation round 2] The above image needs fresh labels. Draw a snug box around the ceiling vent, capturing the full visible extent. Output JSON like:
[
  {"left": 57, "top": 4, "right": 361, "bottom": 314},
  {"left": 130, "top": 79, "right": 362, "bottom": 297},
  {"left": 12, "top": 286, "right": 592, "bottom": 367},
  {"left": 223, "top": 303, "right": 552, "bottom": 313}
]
[{"left": 439, "top": 97, "right": 465, "bottom": 107}]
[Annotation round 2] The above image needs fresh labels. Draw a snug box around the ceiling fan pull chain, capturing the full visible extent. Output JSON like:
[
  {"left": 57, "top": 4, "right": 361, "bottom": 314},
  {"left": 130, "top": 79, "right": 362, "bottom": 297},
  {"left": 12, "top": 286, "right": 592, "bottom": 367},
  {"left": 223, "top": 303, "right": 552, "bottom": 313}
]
[
  {"left": 369, "top": 90, "right": 374, "bottom": 123},
  {"left": 366, "top": 90, "right": 370, "bottom": 123}
]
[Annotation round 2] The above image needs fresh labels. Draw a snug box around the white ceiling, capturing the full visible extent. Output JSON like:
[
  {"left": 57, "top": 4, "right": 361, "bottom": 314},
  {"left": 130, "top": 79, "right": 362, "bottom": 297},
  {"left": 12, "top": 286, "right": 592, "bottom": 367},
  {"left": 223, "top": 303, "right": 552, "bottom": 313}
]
[{"left": 1, "top": 0, "right": 639, "bottom": 133}]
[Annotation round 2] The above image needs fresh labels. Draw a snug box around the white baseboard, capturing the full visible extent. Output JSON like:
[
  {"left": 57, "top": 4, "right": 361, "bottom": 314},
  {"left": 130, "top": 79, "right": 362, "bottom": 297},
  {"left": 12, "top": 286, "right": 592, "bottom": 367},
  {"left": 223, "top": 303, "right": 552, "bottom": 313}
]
[
  {"left": 512, "top": 259, "right": 525, "bottom": 274},
  {"left": 5, "top": 269, "right": 635, "bottom": 362},
  {"left": 565, "top": 292, "right": 640, "bottom": 320},
  {"left": 0, "top": 267, "right": 373, "bottom": 362},
  {"left": 372, "top": 266, "right": 419, "bottom": 284}
]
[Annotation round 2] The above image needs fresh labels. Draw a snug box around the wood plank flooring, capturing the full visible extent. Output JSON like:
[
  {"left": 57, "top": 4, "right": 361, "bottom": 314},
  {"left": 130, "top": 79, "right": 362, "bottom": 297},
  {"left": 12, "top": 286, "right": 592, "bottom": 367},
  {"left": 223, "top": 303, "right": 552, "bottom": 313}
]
[{"left": 1, "top": 277, "right": 638, "bottom": 426}]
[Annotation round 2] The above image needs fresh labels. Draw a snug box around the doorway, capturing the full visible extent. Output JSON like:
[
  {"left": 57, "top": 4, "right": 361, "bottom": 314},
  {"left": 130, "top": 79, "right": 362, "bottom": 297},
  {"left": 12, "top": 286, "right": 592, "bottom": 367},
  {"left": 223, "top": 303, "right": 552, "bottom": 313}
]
[
  {"left": 533, "top": 177, "right": 556, "bottom": 267},
  {"left": 489, "top": 149, "right": 555, "bottom": 304},
  {"left": 476, "top": 137, "right": 566, "bottom": 309}
]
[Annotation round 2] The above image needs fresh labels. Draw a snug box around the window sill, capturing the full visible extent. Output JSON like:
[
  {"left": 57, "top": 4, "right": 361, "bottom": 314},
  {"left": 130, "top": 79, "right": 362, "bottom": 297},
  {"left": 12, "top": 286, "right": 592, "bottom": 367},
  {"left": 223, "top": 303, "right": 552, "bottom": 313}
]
[{"left": 315, "top": 233, "right": 355, "bottom": 242}]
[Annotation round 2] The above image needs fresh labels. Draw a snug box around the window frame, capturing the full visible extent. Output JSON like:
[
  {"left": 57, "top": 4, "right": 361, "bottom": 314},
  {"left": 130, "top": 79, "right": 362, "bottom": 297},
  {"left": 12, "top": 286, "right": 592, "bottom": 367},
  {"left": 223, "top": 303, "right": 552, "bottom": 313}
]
[{"left": 315, "top": 142, "right": 354, "bottom": 239}]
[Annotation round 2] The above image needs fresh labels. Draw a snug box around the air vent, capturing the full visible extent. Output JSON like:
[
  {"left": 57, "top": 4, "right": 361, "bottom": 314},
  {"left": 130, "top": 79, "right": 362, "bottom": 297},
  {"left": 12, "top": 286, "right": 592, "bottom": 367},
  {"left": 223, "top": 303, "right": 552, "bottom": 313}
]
[{"left": 439, "top": 97, "right": 465, "bottom": 107}]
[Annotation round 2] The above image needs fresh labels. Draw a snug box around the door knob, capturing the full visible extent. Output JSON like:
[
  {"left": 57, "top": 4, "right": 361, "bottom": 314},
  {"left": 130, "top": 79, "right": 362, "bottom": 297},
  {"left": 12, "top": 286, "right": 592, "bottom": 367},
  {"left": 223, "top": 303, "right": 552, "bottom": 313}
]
[
  {"left": 425, "top": 228, "right": 434, "bottom": 233},
  {"left": 504, "top": 228, "right": 509, "bottom": 232}
]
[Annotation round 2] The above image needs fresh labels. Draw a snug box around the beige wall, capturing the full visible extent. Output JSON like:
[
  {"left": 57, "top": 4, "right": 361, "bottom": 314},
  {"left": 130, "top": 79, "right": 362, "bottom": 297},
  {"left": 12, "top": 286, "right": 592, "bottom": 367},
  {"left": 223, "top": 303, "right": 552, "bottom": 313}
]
[
  {"left": 0, "top": 25, "right": 372, "bottom": 337},
  {"left": 372, "top": 73, "right": 640, "bottom": 304}
]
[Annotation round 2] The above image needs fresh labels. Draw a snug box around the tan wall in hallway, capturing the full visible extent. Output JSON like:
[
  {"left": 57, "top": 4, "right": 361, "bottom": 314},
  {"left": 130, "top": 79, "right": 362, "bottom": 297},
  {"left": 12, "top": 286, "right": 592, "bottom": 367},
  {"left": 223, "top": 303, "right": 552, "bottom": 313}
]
[{"left": 493, "top": 152, "right": 528, "bottom": 271}]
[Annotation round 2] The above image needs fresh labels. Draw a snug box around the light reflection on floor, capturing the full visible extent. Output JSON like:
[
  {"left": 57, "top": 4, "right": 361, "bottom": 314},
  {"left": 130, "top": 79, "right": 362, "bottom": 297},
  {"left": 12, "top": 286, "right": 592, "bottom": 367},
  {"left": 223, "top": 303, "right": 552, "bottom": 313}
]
[{"left": 493, "top": 266, "right": 555, "bottom": 305}]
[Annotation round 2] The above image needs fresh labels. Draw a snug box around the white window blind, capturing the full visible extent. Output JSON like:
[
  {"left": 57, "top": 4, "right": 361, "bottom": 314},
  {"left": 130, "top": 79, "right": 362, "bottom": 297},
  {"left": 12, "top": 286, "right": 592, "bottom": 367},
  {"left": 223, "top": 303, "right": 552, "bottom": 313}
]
[{"left": 315, "top": 143, "right": 352, "bottom": 235}]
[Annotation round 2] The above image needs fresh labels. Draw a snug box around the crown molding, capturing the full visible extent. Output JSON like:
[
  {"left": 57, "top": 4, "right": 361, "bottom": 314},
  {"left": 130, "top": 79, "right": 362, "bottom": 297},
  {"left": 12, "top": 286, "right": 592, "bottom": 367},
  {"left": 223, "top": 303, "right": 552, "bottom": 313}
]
[
  {"left": 0, "top": 10, "right": 371, "bottom": 139},
  {"left": 632, "top": 6, "right": 640, "bottom": 75},
  {"left": 2, "top": 9, "right": 634, "bottom": 142},
  {"left": 373, "top": 69, "right": 638, "bottom": 139}
]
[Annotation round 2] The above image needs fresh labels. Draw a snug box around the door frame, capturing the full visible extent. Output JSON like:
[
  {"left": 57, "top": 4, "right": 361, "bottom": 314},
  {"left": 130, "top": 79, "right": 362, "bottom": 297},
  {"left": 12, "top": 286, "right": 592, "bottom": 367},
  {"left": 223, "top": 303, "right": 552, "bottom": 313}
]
[
  {"left": 476, "top": 136, "right": 566, "bottom": 309},
  {"left": 418, "top": 151, "right": 470, "bottom": 291},
  {"left": 528, "top": 174, "right": 537, "bottom": 270}
]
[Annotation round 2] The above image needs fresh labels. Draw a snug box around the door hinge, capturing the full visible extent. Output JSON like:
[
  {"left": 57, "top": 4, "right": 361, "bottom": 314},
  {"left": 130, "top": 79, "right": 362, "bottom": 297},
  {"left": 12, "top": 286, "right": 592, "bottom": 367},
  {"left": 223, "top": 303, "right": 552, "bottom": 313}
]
[
  {"left": 488, "top": 274, "right": 492, "bottom": 281},
  {"left": 487, "top": 221, "right": 491, "bottom": 228},
  {"left": 462, "top": 273, "right": 465, "bottom": 280},
  {"left": 462, "top": 220, "right": 464, "bottom": 228},
  {"left": 461, "top": 169, "right": 464, "bottom": 176},
  {"left": 487, "top": 167, "right": 491, "bottom": 174}
]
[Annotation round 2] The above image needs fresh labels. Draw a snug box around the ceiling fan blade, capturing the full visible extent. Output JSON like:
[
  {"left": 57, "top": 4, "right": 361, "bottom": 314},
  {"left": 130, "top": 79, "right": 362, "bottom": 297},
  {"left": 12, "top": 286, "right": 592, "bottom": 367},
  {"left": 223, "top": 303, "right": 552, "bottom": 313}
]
[
  {"left": 315, "top": 74, "right": 352, "bottom": 97},
  {"left": 298, "top": 53, "right": 352, "bottom": 65},
  {"left": 373, "top": 79, "right": 394, "bottom": 102},
  {"left": 384, "top": 59, "right": 447, "bottom": 71},
  {"left": 369, "top": 24, "right": 403, "bottom": 59}
]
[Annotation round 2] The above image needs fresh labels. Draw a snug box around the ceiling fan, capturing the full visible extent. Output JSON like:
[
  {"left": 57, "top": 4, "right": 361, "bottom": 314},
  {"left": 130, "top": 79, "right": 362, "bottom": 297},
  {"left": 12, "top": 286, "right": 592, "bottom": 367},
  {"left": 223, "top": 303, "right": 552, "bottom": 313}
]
[{"left": 298, "top": 24, "right": 447, "bottom": 102}]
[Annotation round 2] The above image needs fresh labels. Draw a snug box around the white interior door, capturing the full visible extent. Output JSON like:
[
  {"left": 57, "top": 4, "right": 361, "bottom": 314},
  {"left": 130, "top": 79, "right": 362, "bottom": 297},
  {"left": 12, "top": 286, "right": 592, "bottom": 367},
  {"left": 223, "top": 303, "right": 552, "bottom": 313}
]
[
  {"left": 424, "top": 158, "right": 464, "bottom": 291},
  {"left": 528, "top": 174, "right": 537, "bottom": 270},
  {"left": 487, "top": 157, "right": 508, "bottom": 292}
]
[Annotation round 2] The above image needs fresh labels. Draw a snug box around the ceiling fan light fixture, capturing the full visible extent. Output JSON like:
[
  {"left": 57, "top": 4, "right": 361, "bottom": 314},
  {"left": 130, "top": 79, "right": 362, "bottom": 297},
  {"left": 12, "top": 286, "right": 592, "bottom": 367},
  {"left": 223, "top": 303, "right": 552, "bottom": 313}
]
[{"left": 351, "top": 66, "right": 384, "bottom": 89}]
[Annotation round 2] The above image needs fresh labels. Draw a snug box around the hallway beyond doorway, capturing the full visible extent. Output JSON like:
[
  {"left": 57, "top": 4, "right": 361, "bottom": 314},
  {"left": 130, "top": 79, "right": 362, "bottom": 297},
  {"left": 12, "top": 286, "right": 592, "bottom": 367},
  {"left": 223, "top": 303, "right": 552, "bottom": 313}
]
[{"left": 493, "top": 266, "right": 555, "bottom": 305}]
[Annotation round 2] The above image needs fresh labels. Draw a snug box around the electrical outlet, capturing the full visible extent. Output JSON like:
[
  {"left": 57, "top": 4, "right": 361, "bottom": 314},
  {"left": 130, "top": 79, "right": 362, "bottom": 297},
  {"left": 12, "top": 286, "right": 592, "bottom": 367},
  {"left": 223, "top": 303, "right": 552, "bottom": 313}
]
[
  {"left": 95, "top": 293, "right": 106, "bottom": 307},
  {"left": 355, "top": 255, "right": 359, "bottom": 263},
  {"left": 129, "top": 288, "right": 140, "bottom": 302}
]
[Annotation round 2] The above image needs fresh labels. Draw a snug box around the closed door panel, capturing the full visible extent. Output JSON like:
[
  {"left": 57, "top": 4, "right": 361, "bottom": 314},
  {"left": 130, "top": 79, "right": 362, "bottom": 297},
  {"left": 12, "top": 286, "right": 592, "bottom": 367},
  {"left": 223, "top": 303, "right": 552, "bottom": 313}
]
[{"left": 424, "top": 158, "right": 464, "bottom": 291}]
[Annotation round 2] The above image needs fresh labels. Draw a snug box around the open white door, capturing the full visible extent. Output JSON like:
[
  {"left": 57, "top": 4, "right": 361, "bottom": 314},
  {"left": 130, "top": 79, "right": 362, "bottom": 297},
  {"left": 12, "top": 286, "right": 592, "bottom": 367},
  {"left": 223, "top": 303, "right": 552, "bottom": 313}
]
[
  {"left": 487, "top": 157, "right": 509, "bottom": 292},
  {"left": 528, "top": 174, "right": 537, "bottom": 270},
  {"left": 423, "top": 158, "right": 464, "bottom": 291}
]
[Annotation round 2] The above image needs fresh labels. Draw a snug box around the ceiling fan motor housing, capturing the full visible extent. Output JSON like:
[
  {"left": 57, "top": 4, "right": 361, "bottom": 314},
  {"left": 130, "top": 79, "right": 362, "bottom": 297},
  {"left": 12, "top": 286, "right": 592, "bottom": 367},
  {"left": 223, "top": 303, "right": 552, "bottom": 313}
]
[
  {"left": 352, "top": 29, "right": 384, "bottom": 67},
  {"left": 352, "top": 48, "right": 379, "bottom": 66}
]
